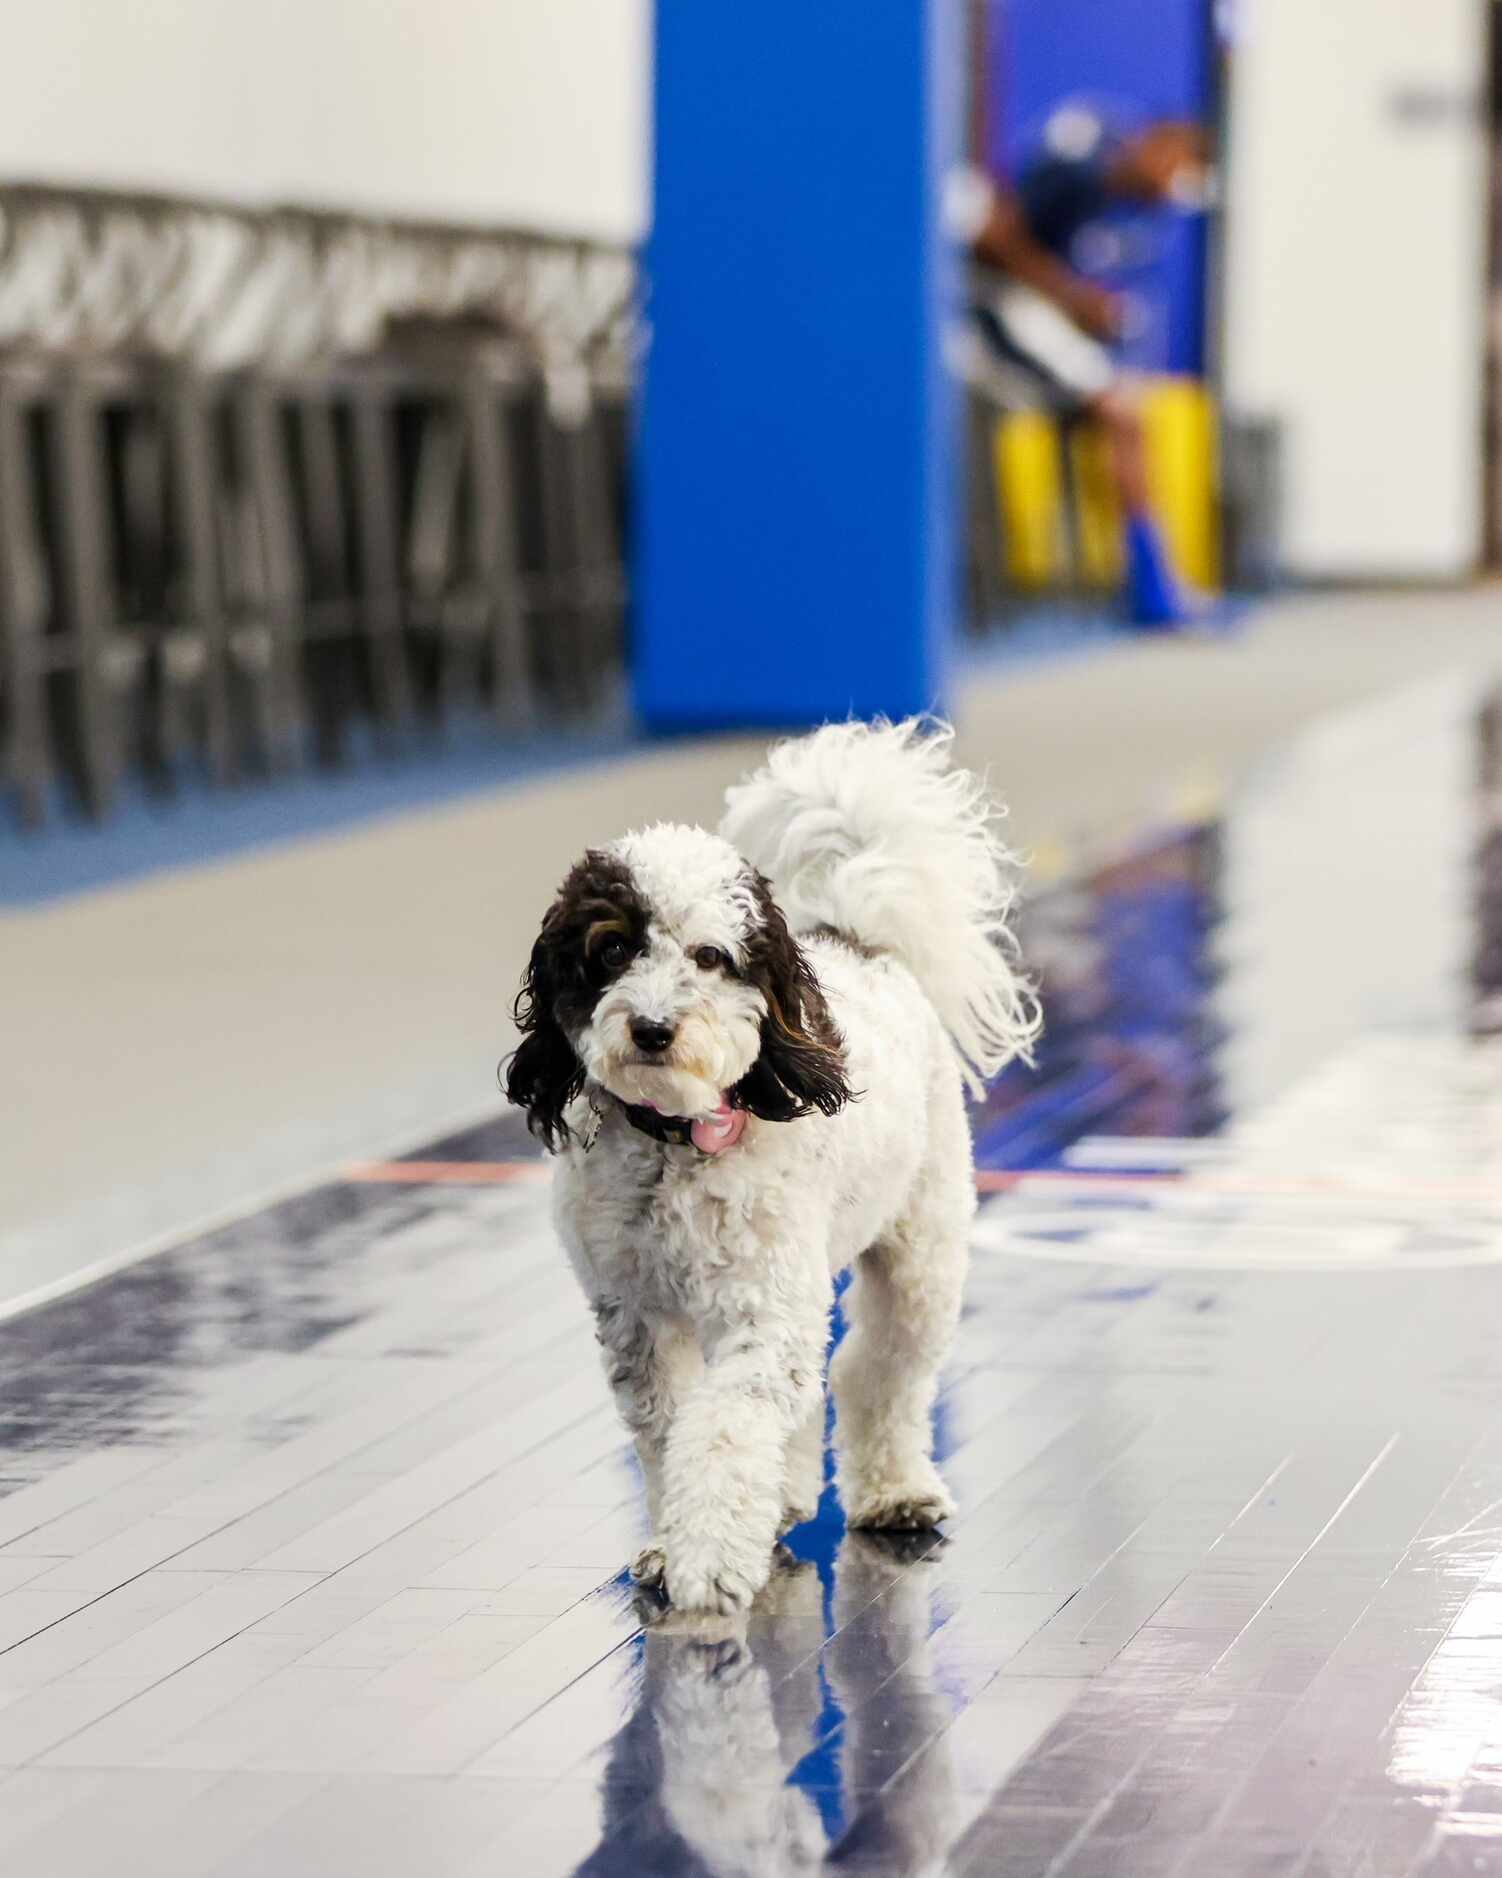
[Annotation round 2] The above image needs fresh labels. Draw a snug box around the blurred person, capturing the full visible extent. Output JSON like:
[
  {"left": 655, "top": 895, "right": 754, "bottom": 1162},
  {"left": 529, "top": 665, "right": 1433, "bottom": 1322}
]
[{"left": 956, "top": 105, "right": 1212, "bottom": 628}]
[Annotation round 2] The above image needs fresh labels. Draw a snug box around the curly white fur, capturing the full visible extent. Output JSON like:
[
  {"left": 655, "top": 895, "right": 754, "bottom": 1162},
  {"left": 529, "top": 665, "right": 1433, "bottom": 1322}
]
[
  {"left": 531, "top": 719, "right": 1037, "bottom": 1614},
  {"left": 722, "top": 716, "right": 1041, "bottom": 1094}
]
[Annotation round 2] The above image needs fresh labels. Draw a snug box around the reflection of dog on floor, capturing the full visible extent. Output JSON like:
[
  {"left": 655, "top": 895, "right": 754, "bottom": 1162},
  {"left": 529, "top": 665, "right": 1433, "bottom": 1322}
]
[
  {"left": 574, "top": 1536, "right": 963, "bottom": 1876},
  {"left": 655, "top": 1560, "right": 828, "bottom": 1878},
  {"left": 507, "top": 720, "right": 1037, "bottom": 1613},
  {"left": 574, "top": 1554, "right": 825, "bottom": 1878}
]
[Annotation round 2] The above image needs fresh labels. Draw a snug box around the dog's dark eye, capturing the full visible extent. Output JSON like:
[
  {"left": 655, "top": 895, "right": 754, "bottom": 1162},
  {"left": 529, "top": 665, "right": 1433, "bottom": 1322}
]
[
  {"left": 597, "top": 935, "right": 630, "bottom": 972},
  {"left": 692, "top": 944, "right": 729, "bottom": 972}
]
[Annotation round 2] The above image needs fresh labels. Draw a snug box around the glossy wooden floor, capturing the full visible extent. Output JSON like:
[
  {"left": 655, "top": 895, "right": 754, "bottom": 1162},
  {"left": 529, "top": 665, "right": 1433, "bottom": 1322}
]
[{"left": 2, "top": 672, "right": 1500, "bottom": 1876}]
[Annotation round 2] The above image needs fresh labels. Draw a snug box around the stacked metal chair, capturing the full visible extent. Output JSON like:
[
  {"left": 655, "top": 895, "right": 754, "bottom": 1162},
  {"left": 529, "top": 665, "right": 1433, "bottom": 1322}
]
[{"left": 0, "top": 189, "right": 634, "bottom": 827}]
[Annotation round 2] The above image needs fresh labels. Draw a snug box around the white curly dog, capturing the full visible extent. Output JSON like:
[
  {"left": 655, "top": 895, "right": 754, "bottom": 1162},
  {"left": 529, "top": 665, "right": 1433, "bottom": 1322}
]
[{"left": 505, "top": 719, "right": 1037, "bottom": 1613}]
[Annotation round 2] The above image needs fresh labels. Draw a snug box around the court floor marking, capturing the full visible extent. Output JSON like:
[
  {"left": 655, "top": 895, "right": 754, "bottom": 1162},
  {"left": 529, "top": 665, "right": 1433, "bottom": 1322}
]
[
  {"left": 340, "top": 1160, "right": 1502, "bottom": 1204},
  {"left": 344, "top": 1161, "right": 553, "bottom": 1186},
  {"left": 336, "top": 1161, "right": 1178, "bottom": 1192}
]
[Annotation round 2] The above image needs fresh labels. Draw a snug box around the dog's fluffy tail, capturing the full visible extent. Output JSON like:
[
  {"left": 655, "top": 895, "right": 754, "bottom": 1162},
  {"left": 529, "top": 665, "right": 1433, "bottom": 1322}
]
[{"left": 721, "top": 718, "right": 1040, "bottom": 1095}]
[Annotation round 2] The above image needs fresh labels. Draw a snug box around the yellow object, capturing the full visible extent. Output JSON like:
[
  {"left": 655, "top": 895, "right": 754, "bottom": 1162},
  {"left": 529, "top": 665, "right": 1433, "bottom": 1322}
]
[
  {"left": 989, "top": 375, "right": 1221, "bottom": 596},
  {"left": 994, "top": 411, "right": 1063, "bottom": 588},
  {"left": 1068, "top": 423, "right": 1123, "bottom": 588},
  {"left": 1140, "top": 376, "right": 1221, "bottom": 593}
]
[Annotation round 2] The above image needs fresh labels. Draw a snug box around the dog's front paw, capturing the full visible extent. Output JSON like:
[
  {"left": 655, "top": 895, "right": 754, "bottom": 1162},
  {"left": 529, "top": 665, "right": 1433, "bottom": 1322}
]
[
  {"left": 847, "top": 1490, "right": 953, "bottom": 1532},
  {"left": 664, "top": 1538, "right": 770, "bottom": 1615},
  {"left": 846, "top": 1467, "right": 956, "bottom": 1533},
  {"left": 630, "top": 1543, "right": 667, "bottom": 1589}
]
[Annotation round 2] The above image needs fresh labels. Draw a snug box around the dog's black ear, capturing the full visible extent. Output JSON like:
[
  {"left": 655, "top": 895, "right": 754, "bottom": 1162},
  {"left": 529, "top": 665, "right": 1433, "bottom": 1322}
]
[
  {"left": 732, "top": 876, "right": 854, "bottom": 1124},
  {"left": 503, "top": 920, "right": 585, "bottom": 1150}
]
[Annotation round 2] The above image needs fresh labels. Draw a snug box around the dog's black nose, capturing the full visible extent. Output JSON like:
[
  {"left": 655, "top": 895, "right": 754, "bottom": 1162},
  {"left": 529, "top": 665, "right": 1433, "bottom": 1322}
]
[{"left": 630, "top": 1019, "right": 676, "bottom": 1056}]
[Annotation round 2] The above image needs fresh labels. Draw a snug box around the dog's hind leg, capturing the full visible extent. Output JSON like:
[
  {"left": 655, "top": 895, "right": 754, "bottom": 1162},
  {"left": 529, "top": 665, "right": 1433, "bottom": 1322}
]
[
  {"left": 832, "top": 1238, "right": 961, "bottom": 1530},
  {"left": 832, "top": 1083, "right": 973, "bottom": 1531}
]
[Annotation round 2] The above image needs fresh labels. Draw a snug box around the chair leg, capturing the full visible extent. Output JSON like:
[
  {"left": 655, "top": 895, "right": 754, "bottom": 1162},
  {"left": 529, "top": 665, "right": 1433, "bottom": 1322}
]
[
  {"left": 559, "top": 402, "right": 618, "bottom": 712},
  {"left": 235, "top": 379, "right": 304, "bottom": 772},
  {"left": 295, "top": 393, "right": 354, "bottom": 765},
  {"left": 164, "top": 368, "right": 235, "bottom": 785},
  {"left": 467, "top": 372, "right": 535, "bottom": 733},
  {"left": 350, "top": 379, "right": 412, "bottom": 737},
  {"left": 0, "top": 379, "right": 54, "bottom": 827},
  {"left": 537, "top": 405, "right": 594, "bottom": 717},
  {"left": 52, "top": 373, "right": 123, "bottom": 820}
]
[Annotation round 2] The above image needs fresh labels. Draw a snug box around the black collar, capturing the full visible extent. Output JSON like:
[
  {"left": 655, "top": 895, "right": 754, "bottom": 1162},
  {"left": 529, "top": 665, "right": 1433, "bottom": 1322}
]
[{"left": 620, "top": 1101, "right": 697, "bottom": 1148}]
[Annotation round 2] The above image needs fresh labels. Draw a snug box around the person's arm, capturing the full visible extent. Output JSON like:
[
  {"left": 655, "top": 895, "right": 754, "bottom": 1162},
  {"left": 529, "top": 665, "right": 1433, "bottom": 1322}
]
[{"left": 972, "top": 188, "right": 1122, "bottom": 342}]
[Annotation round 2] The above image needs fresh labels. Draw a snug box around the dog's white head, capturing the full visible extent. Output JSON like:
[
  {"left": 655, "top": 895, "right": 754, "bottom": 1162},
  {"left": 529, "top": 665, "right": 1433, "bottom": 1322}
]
[{"left": 506, "top": 823, "right": 852, "bottom": 1147}]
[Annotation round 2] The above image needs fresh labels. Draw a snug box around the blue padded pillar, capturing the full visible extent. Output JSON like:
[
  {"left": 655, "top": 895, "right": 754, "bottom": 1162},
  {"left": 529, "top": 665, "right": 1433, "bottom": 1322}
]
[{"left": 635, "top": 0, "right": 964, "bottom": 732}]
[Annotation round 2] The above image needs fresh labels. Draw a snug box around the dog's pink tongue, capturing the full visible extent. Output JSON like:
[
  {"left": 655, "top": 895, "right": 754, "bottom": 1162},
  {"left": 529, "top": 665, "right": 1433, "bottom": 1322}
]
[{"left": 691, "top": 1103, "right": 746, "bottom": 1154}]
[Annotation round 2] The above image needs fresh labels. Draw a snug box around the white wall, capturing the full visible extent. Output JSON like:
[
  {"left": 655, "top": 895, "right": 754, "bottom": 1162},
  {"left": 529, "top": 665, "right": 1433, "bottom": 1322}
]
[
  {"left": 0, "top": 0, "right": 650, "bottom": 239},
  {"left": 1223, "top": 0, "right": 1487, "bottom": 579}
]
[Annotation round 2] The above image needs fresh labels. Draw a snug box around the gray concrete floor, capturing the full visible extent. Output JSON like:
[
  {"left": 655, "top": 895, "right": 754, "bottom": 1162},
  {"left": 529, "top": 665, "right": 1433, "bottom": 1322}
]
[{"left": 3, "top": 586, "right": 1498, "bottom": 1308}]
